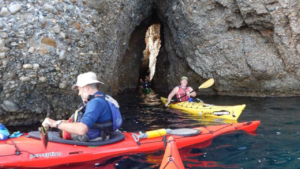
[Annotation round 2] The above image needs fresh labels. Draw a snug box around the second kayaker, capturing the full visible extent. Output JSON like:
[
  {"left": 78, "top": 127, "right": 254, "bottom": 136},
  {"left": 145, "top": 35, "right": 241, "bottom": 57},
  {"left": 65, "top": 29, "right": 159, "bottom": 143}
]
[
  {"left": 165, "top": 76, "right": 196, "bottom": 106},
  {"left": 42, "top": 72, "right": 122, "bottom": 142},
  {"left": 140, "top": 76, "right": 151, "bottom": 94}
]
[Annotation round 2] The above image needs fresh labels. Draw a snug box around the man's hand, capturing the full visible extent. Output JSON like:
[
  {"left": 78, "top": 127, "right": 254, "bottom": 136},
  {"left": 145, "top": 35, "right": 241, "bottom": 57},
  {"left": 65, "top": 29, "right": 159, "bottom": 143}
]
[
  {"left": 165, "top": 103, "right": 170, "bottom": 107},
  {"left": 42, "top": 118, "right": 56, "bottom": 129}
]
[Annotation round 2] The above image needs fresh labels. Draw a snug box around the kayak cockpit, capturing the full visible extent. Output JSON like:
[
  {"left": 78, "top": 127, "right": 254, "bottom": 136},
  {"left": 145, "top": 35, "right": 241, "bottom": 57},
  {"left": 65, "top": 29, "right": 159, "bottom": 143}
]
[{"left": 28, "top": 131, "right": 125, "bottom": 146}]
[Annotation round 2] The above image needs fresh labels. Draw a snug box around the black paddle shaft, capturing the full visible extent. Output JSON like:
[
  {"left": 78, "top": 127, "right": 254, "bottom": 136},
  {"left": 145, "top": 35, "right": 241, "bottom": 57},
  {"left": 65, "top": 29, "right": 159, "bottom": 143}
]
[
  {"left": 176, "top": 90, "right": 195, "bottom": 101},
  {"left": 46, "top": 104, "right": 50, "bottom": 118},
  {"left": 40, "top": 104, "right": 51, "bottom": 149}
]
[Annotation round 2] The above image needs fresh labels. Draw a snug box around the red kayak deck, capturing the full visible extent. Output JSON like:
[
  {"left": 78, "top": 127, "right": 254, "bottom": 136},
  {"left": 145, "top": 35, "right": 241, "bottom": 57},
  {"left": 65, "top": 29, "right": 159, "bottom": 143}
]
[{"left": 0, "top": 121, "right": 260, "bottom": 168}]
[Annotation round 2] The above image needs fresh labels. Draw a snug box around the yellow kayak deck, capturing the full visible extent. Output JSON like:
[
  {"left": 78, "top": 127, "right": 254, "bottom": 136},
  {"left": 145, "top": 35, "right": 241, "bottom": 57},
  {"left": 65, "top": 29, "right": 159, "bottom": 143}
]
[{"left": 161, "top": 97, "right": 245, "bottom": 120}]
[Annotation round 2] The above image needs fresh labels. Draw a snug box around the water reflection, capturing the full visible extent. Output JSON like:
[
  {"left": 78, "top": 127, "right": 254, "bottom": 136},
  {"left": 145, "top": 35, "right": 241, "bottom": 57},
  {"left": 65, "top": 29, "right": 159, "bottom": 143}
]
[
  {"left": 139, "top": 86, "right": 161, "bottom": 107},
  {"left": 137, "top": 139, "right": 240, "bottom": 169}
]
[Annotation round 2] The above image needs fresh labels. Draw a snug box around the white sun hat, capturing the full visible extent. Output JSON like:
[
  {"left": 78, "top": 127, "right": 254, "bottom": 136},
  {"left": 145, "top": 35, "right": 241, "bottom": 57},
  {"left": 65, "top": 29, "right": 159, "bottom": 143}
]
[{"left": 72, "top": 72, "right": 104, "bottom": 90}]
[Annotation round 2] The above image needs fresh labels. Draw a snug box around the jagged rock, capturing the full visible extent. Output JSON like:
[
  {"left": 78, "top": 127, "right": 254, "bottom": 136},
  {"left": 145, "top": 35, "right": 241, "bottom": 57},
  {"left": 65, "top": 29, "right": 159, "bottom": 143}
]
[
  {"left": 53, "top": 25, "right": 60, "bottom": 33},
  {"left": 2, "top": 71, "right": 16, "bottom": 81},
  {"left": 59, "top": 50, "right": 66, "bottom": 60},
  {"left": 0, "top": 20, "right": 4, "bottom": 29},
  {"left": 88, "top": 0, "right": 108, "bottom": 13},
  {"left": 20, "top": 76, "right": 30, "bottom": 82},
  {"left": 39, "top": 76, "right": 47, "bottom": 83},
  {"left": 1, "top": 100, "right": 19, "bottom": 113},
  {"left": 0, "top": 32, "right": 8, "bottom": 39},
  {"left": 28, "top": 47, "right": 35, "bottom": 53},
  {"left": 10, "top": 42, "right": 18, "bottom": 47},
  {"left": 8, "top": 4, "right": 22, "bottom": 14},
  {"left": 59, "top": 32, "right": 66, "bottom": 39},
  {"left": 59, "top": 82, "right": 67, "bottom": 89},
  {"left": 0, "top": 52, "right": 5, "bottom": 59},
  {"left": 33, "top": 64, "right": 39, "bottom": 69},
  {"left": 39, "top": 15, "right": 45, "bottom": 25},
  {"left": 23, "top": 64, "right": 33, "bottom": 69},
  {"left": 0, "top": 7, "right": 10, "bottom": 17},
  {"left": 37, "top": 47, "right": 49, "bottom": 54},
  {"left": 0, "top": 39, "right": 5, "bottom": 47},
  {"left": 41, "top": 37, "right": 57, "bottom": 47},
  {"left": 1, "top": 59, "right": 7, "bottom": 67},
  {"left": 43, "top": 3, "right": 58, "bottom": 14},
  {"left": 0, "top": 47, "right": 9, "bottom": 52},
  {"left": 153, "top": 0, "right": 300, "bottom": 96}
]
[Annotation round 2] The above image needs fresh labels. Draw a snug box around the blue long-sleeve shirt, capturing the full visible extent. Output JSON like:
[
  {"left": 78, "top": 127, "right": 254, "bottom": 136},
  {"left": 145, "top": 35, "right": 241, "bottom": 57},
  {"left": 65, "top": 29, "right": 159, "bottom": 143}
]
[{"left": 80, "top": 91, "right": 112, "bottom": 139}]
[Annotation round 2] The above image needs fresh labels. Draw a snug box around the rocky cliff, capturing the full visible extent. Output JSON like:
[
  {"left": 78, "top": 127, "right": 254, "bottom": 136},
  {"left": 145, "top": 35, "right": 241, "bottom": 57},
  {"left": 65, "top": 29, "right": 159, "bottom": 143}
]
[
  {"left": 153, "top": 0, "right": 300, "bottom": 97},
  {"left": 0, "top": 0, "right": 300, "bottom": 125}
]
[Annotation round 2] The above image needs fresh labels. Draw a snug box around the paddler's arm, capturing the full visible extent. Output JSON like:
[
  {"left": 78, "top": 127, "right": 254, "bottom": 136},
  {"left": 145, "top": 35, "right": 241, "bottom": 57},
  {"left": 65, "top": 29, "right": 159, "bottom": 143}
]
[
  {"left": 166, "top": 87, "right": 179, "bottom": 106},
  {"left": 42, "top": 117, "right": 88, "bottom": 135},
  {"left": 188, "top": 87, "right": 196, "bottom": 97}
]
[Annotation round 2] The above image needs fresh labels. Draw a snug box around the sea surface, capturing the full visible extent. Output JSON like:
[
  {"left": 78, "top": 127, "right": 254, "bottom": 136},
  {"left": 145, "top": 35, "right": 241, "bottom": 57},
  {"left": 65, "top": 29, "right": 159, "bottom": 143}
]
[{"left": 6, "top": 91, "right": 300, "bottom": 169}]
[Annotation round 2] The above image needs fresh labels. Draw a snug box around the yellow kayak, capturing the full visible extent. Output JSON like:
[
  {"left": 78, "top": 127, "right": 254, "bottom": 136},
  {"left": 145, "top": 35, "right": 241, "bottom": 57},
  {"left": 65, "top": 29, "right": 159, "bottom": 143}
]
[{"left": 161, "top": 97, "right": 245, "bottom": 120}]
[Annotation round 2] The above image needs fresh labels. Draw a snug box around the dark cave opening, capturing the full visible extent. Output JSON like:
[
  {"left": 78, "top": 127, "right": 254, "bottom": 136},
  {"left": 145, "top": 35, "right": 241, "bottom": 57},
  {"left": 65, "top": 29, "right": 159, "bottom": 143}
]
[
  {"left": 118, "top": 10, "right": 166, "bottom": 93},
  {"left": 138, "top": 11, "right": 162, "bottom": 81}
]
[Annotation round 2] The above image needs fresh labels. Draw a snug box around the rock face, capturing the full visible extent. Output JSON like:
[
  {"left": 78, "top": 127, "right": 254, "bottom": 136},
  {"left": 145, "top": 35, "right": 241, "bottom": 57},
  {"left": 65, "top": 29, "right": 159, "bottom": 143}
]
[
  {"left": 1, "top": 0, "right": 300, "bottom": 125},
  {"left": 0, "top": 0, "right": 153, "bottom": 125},
  {"left": 153, "top": 0, "right": 300, "bottom": 97}
]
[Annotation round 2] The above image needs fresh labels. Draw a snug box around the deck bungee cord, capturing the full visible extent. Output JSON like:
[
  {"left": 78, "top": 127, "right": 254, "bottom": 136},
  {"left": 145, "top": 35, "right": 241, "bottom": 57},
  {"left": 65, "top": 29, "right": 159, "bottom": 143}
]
[
  {"left": 160, "top": 142, "right": 181, "bottom": 169},
  {"left": 0, "top": 138, "right": 38, "bottom": 159},
  {"left": 132, "top": 121, "right": 253, "bottom": 146},
  {"left": 160, "top": 136, "right": 185, "bottom": 169}
]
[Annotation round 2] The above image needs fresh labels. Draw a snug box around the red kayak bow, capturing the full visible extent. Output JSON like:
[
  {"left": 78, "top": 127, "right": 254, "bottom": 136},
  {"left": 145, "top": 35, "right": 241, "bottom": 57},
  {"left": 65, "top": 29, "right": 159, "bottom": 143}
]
[{"left": 160, "top": 136, "right": 185, "bottom": 169}]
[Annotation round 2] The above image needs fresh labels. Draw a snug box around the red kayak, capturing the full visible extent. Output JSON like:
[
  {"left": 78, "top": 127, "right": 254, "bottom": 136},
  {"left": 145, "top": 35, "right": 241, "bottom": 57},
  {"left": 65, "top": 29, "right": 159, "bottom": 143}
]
[
  {"left": 0, "top": 121, "right": 260, "bottom": 168},
  {"left": 160, "top": 136, "right": 185, "bottom": 169}
]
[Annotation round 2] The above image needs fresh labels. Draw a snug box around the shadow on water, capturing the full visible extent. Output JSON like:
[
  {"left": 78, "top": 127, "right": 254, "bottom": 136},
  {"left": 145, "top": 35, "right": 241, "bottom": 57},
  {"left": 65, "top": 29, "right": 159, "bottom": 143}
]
[{"left": 6, "top": 92, "right": 300, "bottom": 169}]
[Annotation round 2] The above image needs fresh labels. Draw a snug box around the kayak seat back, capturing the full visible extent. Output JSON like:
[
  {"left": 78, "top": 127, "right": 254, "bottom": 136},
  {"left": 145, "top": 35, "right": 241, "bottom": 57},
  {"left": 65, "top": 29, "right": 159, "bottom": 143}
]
[
  {"left": 90, "top": 121, "right": 113, "bottom": 141},
  {"left": 169, "top": 128, "right": 201, "bottom": 137},
  {"left": 28, "top": 130, "right": 125, "bottom": 146}
]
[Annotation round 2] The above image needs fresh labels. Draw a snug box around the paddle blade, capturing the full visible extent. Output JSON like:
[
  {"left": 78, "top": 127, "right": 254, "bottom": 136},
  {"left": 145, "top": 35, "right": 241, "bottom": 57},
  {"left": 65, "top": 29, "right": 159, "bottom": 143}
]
[
  {"left": 198, "top": 78, "right": 214, "bottom": 89},
  {"left": 39, "top": 127, "right": 48, "bottom": 149}
]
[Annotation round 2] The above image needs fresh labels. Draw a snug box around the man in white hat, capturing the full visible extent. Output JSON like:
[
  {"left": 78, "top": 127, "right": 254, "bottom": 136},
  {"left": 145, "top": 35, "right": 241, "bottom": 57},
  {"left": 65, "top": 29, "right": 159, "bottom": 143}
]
[{"left": 42, "top": 72, "right": 112, "bottom": 141}]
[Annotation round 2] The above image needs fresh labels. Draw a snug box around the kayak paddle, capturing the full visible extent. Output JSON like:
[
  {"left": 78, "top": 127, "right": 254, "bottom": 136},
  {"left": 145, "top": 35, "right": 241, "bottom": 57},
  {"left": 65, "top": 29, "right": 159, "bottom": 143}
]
[
  {"left": 39, "top": 126, "right": 48, "bottom": 149},
  {"left": 198, "top": 78, "right": 214, "bottom": 89},
  {"left": 39, "top": 104, "right": 50, "bottom": 149}
]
